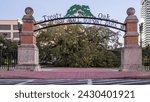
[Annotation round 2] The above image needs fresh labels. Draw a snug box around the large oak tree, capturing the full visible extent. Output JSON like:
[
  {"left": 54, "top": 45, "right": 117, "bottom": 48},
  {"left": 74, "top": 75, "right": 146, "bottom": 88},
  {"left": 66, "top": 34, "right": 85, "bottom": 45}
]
[{"left": 37, "top": 25, "right": 122, "bottom": 67}]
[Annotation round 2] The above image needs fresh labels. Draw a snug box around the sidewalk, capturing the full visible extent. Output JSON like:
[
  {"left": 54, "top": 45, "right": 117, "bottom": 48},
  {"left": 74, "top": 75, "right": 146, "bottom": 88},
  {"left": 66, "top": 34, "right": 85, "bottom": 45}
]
[{"left": 0, "top": 68, "right": 150, "bottom": 79}]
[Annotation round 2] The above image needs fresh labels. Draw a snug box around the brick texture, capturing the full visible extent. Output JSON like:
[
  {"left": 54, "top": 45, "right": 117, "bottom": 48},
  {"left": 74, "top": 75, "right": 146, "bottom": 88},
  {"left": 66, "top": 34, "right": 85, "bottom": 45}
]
[
  {"left": 124, "top": 36, "right": 138, "bottom": 45},
  {"left": 23, "top": 23, "right": 35, "bottom": 31},
  {"left": 21, "top": 35, "right": 36, "bottom": 44},
  {"left": 125, "top": 18, "right": 139, "bottom": 46},
  {"left": 126, "top": 23, "right": 137, "bottom": 32},
  {"left": 21, "top": 21, "right": 36, "bottom": 44}
]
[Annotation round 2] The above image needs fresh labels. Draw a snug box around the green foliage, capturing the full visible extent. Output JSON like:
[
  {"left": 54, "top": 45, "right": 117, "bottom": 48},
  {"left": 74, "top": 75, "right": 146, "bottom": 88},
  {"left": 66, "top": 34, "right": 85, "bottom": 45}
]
[
  {"left": 142, "top": 46, "right": 150, "bottom": 68},
  {"left": 37, "top": 25, "right": 121, "bottom": 67},
  {"left": 142, "top": 46, "right": 150, "bottom": 58},
  {"left": 0, "top": 34, "right": 18, "bottom": 53}
]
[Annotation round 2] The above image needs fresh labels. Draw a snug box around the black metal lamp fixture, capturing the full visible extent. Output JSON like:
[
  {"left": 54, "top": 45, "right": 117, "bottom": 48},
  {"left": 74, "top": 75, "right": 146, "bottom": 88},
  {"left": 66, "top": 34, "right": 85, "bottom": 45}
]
[{"left": 17, "top": 18, "right": 23, "bottom": 44}]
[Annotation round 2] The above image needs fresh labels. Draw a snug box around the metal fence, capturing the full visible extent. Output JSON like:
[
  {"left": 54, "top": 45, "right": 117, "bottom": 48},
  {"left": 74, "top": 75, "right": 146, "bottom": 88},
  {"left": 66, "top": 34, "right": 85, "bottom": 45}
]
[
  {"left": 0, "top": 50, "right": 17, "bottom": 71},
  {"left": 142, "top": 47, "right": 150, "bottom": 71},
  {"left": 0, "top": 48, "right": 149, "bottom": 71},
  {"left": 143, "top": 57, "right": 150, "bottom": 71}
]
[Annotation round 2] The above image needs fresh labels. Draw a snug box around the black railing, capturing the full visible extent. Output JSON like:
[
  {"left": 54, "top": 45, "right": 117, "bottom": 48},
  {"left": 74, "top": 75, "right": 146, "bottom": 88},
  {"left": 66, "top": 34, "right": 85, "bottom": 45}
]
[
  {"left": 142, "top": 47, "right": 150, "bottom": 71},
  {"left": 143, "top": 57, "right": 150, "bottom": 71},
  {"left": 0, "top": 50, "right": 17, "bottom": 71}
]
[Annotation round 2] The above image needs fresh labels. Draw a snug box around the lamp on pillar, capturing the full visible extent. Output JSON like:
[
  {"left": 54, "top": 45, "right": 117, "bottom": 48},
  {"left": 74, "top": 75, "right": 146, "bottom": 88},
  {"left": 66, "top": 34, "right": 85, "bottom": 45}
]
[
  {"left": 17, "top": 18, "right": 23, "bottom": 44},
  {"left": 139, "top": 18, "right": 144, "bottom": 48}
]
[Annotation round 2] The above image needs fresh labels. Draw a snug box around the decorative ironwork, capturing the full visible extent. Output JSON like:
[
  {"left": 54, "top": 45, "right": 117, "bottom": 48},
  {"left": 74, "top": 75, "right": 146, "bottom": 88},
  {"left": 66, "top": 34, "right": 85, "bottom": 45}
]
[
  {"left": 65, "top": 4, "right": 95, "bottom": 17},
  {"left": 34, "top": 17, "right": 126, "bottom": 32},
  {"left": 35, "top": 4, "right": 125, "bottom": 32}
]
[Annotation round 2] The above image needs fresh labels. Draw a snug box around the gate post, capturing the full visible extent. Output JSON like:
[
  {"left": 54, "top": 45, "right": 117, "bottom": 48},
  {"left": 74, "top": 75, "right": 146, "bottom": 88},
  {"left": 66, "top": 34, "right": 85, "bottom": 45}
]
[
  {"left": 16, "top": 7, "right": 40, "bottom": 71},
  {"left": 120, "top": 7, "right": 143, "bottom": 71}
]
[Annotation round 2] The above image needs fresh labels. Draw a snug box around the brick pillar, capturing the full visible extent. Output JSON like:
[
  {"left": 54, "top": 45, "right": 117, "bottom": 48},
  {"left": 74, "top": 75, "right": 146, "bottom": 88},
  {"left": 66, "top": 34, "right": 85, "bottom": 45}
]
[
  {"left": 120, "top": 7, "right": 144, "bottom": 71},
  {"left": 16, "top": 7, "right": 40, "bottom": 71}
]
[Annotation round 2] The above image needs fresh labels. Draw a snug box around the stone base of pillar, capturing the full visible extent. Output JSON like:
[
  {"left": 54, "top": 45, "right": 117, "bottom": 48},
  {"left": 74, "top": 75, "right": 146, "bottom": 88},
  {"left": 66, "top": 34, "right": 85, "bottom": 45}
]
[
  {"left": 16, "top": 64, "right": 40, "bottom": 71},
  {"left": 16, "top": 44, "right": 41, "bottom": 71},
  {"left": 120, "top": 46, "right": 144, "bottom": 71}
]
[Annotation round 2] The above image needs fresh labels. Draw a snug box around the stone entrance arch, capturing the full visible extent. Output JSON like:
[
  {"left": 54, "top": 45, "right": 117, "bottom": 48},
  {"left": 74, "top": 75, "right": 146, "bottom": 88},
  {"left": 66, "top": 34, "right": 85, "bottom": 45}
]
[{"left": 16, "top": 7, "right": 143, "bottom": 71}]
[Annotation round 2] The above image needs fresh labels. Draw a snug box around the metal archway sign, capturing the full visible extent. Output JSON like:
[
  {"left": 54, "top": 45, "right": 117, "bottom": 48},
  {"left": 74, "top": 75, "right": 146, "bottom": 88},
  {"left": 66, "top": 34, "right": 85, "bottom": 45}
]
[{"left": 34, "top": 16, "right": 126, "bottom": 32}]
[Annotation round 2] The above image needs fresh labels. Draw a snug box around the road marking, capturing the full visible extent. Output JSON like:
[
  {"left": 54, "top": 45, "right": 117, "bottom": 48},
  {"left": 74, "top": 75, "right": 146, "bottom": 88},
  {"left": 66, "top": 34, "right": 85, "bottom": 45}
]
[
  {"left": 16, "top": 79, "right": 35, "bottom": 85},
  {"left": 2, "top": 79, "right": 150, "bottom": 85},
  {"left": 120, "top": 80, "right": 150, "bottom": 85},
  {"left": 87, "top": 79, "right": 92, "bottom": 85},
  {"left": 48, "top": 79, "right": 88, "bottom": 85},
  {"left": 92, "top": 79, "right": 139, "bottom": 85}
]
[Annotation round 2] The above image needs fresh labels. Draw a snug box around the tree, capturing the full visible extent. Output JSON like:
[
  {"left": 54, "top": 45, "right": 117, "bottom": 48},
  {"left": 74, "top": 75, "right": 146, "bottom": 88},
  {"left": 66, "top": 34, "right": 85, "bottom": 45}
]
[
  {"left": 37, "top": 25, "right": 121, "bottom": 67},
  {"left": 142, "top": 46, "right": 150, "bottom": 67},
  {"left": 0, "top": 34, "right": 18, "bottom": 66},
  {"left": 0, "top": 34, "right": 18, "bottom": 53}
]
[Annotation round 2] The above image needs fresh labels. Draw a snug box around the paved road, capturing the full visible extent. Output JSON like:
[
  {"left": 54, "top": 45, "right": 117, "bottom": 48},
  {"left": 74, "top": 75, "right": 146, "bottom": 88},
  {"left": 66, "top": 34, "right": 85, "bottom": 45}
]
[{"left": 0, "top": 79, "right": 150, "bottom": 85}]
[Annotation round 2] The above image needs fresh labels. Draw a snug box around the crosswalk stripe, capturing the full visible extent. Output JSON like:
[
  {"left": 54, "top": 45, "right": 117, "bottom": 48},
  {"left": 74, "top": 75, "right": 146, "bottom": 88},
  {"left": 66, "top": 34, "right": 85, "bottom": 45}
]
[
  {"left": 120, "top": 80, "right": 150, "bottom": 85},
  {"left": 26, "top": 79, "right": 87, "bottom": 85},
  {"left": 92, "top": 79, "right": 142, "bottom": 85},
  {"left": 16, "top": 79, "right": 35, "bottom": 85},
  {"left": 87, "top": 79, "right": 92, "bottom": 85}
]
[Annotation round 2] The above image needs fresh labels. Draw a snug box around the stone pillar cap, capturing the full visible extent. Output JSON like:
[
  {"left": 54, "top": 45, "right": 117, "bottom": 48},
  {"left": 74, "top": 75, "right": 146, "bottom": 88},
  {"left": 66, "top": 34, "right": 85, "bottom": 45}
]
[
  {"left": 125, "top": 7, "right": 138, "bottom": 23},
  {"left": 25, "top": 7, "right": 34, "bottom": 16},
  {"left": 22, "top": 7, "right": 35, "bottom": 23},
  {"left": 127, "top": 7, "right": 135, "bottom": 16}
]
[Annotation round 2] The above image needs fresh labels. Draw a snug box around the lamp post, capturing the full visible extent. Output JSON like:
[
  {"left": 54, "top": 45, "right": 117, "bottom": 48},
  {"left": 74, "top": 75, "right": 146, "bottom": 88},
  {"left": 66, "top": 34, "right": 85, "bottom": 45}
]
[
  {"left": 139, "top": 18, "right": 144, "bottom": 48},
  {"left": 17, "top": 18, "right": 23, "bottom": 45}
]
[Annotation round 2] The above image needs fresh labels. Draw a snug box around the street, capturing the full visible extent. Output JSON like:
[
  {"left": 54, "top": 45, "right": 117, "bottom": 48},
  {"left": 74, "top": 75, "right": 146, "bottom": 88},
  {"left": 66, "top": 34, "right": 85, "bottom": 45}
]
[{"left": 0, "top": 79, "right": 150, "bottom": 85}]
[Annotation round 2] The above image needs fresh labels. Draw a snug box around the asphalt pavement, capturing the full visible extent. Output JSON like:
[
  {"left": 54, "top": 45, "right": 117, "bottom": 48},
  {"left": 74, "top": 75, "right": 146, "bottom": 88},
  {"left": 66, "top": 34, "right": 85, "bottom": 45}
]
[{"left": 0, "top": 79, "right": 150, "bottom": 85}]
